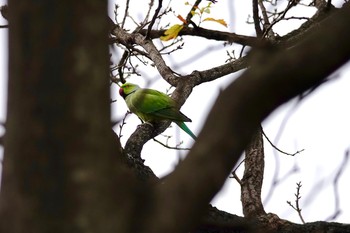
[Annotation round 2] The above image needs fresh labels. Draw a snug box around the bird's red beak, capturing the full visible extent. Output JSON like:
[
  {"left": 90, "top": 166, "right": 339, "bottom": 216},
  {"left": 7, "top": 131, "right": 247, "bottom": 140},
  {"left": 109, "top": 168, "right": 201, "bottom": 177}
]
[{"left": 119, "top": 88, "right": 125, "bottom": 98}]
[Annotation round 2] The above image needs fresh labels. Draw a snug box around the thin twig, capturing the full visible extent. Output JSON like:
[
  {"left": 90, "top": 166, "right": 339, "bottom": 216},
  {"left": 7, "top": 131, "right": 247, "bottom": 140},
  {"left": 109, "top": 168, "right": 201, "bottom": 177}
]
[
  {"left": 262, "top": 127, "right": 304, "bottom": 156},
  {"left": 287, "top": 181, "right": 306, "bottom": 224},
  {"left": 118, "top": 51, "right": 129, "bottom": 84},
  {"left": 0, "top": 5, "right": 8, "bottom": 20},
  {"left": 146, "top": 0, "right": 163, "bottom": 38},
  {"left": 231, "top": 158, "right": 245, "bottom": 175},
  {"left": 239, "top": 45, "right": 246, "bottom": 58},
  {"left": 258, "top": 0, "right": 271, "bottom": 26},
  {"left": 252, "top": 0, "right": 263, "bottom": 37},
  {"left": 262, "top": 0, "right": 301, "bottom": 38},
  {"left": 185, "top": 0, "right": 202, "bottom": 26},
  {"left": 230, "top": 158, "right": 245, "bottom": 185},
  {"left": 121, "top": 0, "right": 131, "bottom": 28},
  {"left": 231, "top": 172, "right": 242, "bottom": 185},
  {"left": 142, "top": 0, "right": 155, "bottom": 28},
  {"left": 118, "top": 111, "right": 131, "bottom": 138},
  {"left": 153, "top": 138, "right": 191, "bottom": 150},
  {"left": 283, "top": 16, "right": 310, "bottom": 21}
]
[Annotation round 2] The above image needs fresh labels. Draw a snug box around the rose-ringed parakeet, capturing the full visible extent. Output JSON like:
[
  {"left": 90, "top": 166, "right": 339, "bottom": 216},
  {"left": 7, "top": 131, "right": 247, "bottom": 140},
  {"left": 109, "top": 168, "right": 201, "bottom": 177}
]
[{"left": 119, "top": 83, "right": 197, "bottom": 140}]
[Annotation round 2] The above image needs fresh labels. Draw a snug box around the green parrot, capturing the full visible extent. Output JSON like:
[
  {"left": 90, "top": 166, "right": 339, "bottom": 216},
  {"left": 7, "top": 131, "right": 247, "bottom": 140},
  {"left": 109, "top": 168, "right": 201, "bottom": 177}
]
[{"left": 119, "top": 83, "right": 197, "bottom": 140}]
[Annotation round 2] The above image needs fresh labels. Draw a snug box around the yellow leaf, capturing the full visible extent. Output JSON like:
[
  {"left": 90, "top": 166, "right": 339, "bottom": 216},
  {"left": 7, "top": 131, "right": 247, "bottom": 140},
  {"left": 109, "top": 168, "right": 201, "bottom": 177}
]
[
  {"left": 203, "top": 18, "right": 228, "bottom": 27},
  {"left": 160, "top": 24, "right": 184, "bottom": 41}
]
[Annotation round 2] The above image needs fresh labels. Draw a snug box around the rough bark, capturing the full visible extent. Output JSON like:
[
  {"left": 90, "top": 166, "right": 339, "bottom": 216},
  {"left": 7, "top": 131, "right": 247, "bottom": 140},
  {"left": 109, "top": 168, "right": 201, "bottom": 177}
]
[
  {"left": 241, "top": 127, "right": 266, "bottom": 218},
  {"left": 0, "top": 1, "right": 125, "bottom": 233}
]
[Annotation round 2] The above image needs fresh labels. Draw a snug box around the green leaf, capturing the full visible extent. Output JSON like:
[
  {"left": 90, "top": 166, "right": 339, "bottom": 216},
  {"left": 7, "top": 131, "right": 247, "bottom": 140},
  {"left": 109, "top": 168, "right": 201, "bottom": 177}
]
[{"left": 203, "top": 8, "right": 210, "bottom": 14}]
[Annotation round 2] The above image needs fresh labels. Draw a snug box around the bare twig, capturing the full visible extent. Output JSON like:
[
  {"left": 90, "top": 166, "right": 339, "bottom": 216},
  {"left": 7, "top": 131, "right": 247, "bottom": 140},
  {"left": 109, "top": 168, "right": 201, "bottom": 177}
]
[
  {"left": 230, "top": 158, "right": 245, "bottom": 185},
  {"left": 118, "top": 111, "right": 131, "bottom": 138},
  {"left": 283, "top": 16, "right": 310, "bottom": 21},
  {"left": 142, "top": 0, "right": 155, "bottom": 28},
  {"left": 258, "top": 0, "right": 273, "bottom": 37},
  {"left": 118, "top": 51, "right": 129, "bottom": 84},
  {"left": 262, "top": 98, "right": 302, "bottom": 205},
  {"left": 146, "top": 0, "right": 163, "bottom": 38},
  {"left": 121, "top": 0, "right": 131, "bottom": 28},
  {"left": 262, "top": 0, "right": 302, "bottom": 38},
  {"left": 0, "top": 5, "right": 8, "bottom": 20},
  {"left": 262, "top": 127, "right": 304, "bottom": 156},
  {"left": 252, "top": 0, "right": 263, "bottom": 37},
  {"left": 185, "top": 0, "right": 202, "bottom": 26},
  {"left": 231, "top": 172, "right": 242, "bottom": 185},
  {"left": 159, "top": 37, "right": 184, "bottom": 54},
  {"left": 153, "top": 138, "right": 191, "bottom": 151},
  {"left": 287, "top": 181, "right": 306, "bottom": 224}
]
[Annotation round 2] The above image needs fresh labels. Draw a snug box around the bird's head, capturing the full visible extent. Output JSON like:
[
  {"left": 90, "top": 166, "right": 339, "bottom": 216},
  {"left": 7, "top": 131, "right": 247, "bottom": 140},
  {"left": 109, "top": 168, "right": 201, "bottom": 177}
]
[{"left": 119, "top": 83, "right": 140, "bottom": 99}]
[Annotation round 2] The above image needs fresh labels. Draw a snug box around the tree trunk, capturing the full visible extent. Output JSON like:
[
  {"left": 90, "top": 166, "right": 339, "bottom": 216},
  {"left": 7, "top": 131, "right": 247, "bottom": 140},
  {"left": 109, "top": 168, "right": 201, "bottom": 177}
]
[{"left": 0, "top": 1, "right": 124, "bottom": 233}]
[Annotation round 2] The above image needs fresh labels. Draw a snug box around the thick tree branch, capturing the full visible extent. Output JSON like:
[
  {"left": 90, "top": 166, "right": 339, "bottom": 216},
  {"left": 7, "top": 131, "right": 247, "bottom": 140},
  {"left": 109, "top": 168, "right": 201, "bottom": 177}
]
[
  {"left": 112, "top": 26, "right": 179, "bottom": 86},
  {"left": 241, "top": 127, "right": 266, "bottom": 217},
  {"left": 191, "top": 56, "right": 248, "bottom": 85},
  {"left": 141, "top": 27, "right": 269, "bottom": 47}
]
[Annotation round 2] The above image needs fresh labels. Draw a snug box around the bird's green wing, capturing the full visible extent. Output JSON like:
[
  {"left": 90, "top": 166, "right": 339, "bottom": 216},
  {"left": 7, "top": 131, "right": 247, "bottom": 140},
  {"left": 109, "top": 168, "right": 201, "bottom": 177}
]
[{"left": 128, "top": 88, "right": 191, "bottom": 122}]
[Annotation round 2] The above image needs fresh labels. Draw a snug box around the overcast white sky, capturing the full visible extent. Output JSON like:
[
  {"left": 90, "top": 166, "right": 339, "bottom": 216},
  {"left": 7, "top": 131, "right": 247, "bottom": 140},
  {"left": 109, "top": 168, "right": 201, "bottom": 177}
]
[{"left": 1, "top": 0, "right": 350, "bottom": 225}]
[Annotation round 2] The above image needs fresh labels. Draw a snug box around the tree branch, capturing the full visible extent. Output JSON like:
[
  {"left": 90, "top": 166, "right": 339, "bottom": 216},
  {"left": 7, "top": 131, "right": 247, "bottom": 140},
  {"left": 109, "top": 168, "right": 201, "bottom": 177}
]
[
  {"left": 142, "top": 5, "right": 350, "bottom": 233},
  {"left": 241, "top": 127, "right": 266, "bottom": 217},
  {"left": 140, "top": 27, "right": 269, "bottom": 47},
  {"left": 146, "top": 0, "right": 162, "bottom": 38},
  {"left": 252, "top": 0, "right": 263, "bottom": 37}
]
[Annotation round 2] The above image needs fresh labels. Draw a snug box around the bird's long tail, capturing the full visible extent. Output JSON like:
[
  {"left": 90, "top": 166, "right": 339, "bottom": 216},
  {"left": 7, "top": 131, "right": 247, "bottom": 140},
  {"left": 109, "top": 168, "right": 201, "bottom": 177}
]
[{"left": 175, "top": 122, "right": 197, "bottom": 140}]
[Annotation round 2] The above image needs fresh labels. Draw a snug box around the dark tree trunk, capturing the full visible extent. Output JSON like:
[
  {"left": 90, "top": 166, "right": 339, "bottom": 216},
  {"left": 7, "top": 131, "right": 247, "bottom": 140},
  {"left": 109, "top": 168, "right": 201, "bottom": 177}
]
[{"left": 0, "top": 1, "right": 124, "bottom": 233}]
